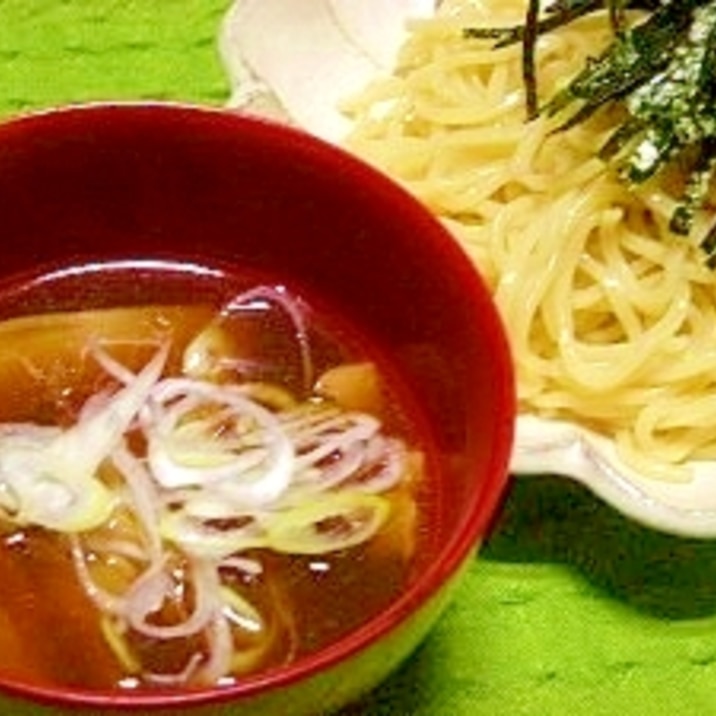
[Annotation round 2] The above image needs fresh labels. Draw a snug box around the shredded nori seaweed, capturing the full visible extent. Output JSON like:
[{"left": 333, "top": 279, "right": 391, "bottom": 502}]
[{"left": 463, "top": 0, "right": 716, "bottom": 263}]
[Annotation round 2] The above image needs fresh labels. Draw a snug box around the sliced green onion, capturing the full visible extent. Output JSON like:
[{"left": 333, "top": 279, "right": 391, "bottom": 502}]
[
  {"left": 144, "top": 378, "right": 295, "bottom": 507},
  {"left": 160, "top": 509, "right": 269, "bottom": 560},
  {"left": 265, "top": 492, "right": 391, "bottom": 554}
]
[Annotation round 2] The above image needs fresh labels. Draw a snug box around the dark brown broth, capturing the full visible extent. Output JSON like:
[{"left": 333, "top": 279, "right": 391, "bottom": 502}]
[{"left": 0, "top": 260, "right": 437, "bottom": 691}]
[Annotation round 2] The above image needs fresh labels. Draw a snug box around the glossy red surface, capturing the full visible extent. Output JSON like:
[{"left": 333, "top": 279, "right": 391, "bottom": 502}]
[{"left": 0, "top": 103, "right": 515, "bottom": 713}]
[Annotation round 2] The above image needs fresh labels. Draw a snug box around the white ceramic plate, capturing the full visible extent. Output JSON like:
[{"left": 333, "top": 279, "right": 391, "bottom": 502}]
[{"left": 217, "top": 0, "right": 716, "bottom": 538}]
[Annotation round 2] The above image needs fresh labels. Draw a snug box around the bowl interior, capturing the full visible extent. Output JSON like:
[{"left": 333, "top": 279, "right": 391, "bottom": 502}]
[{"left": 0, "top": 103, "right": 514, "bottom": 708}]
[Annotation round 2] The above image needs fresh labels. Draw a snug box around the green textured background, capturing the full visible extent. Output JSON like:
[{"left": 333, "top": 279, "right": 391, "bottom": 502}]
[{"left": 0, "top": 2, "right": 715, "bottom": 714}]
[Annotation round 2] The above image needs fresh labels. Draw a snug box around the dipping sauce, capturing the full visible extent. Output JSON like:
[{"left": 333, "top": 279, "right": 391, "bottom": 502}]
[{"left": 0, "top": 259, "right": 434, "bottom": 692}]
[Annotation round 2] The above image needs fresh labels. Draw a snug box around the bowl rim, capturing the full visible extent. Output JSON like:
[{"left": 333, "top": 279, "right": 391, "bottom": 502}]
[{"left": 0, "top": 100, "right": 515, "bottom": 710}]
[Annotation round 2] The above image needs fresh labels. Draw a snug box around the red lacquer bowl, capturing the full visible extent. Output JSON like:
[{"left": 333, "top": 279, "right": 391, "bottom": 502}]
[{"left": 0, "top": 103, "right": 514, "bottom": 715}]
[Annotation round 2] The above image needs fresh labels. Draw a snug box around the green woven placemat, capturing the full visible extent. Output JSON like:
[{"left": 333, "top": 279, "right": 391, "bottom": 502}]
[
  {"left": 0, "top": 0, "right": 228, "bottom": 112},
  {"left": 354, "top": 477, "right": 716, "bottom": 715},
  {"left": 0, "top": 2, "right": 714, "bottom": 714}
]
